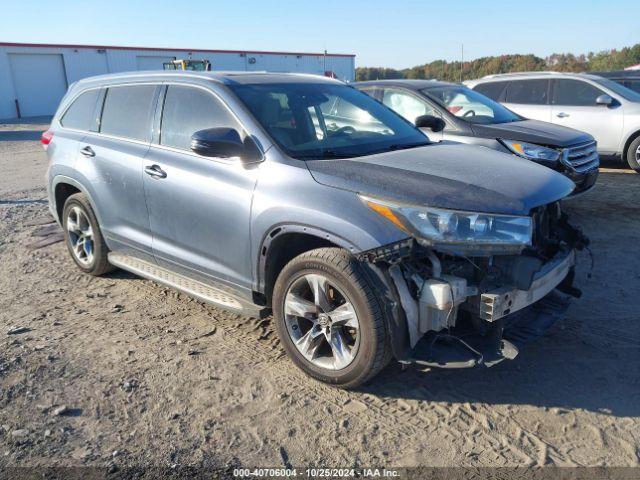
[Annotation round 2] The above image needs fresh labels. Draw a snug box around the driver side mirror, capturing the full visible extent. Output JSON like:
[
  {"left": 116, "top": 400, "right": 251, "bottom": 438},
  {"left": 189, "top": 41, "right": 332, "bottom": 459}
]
[
  {"left": 190, "top": 128, "right": 260, "bottom": 161},
  {"left": 596, "top": 94, "right": 613, "bottom": 106},
  {"left": 415, "top": 115, "right": 445, "bottom": 133}
]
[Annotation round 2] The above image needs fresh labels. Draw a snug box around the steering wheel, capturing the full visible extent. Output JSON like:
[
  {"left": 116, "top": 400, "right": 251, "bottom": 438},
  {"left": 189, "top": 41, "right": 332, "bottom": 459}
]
[
  {"left": 332, "top": 126, "right": 356, "bottom": 136},
  {"left": 463, "top": 109, "right": 476, "bottom": 118}
]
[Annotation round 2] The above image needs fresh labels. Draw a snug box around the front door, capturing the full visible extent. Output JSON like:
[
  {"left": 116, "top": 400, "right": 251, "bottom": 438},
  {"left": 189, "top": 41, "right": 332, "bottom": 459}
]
[
  {"left": 143, "top": 84, "right": 259, "bottom": 292},
  {"left": 550, "top": 79, "right": 624, "bottom": 155}
]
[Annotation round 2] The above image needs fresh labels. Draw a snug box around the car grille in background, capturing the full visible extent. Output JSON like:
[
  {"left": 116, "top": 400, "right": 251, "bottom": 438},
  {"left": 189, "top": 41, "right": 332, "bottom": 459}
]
[{"left": 562, "top": 141, "right": 599, "bottom": 173}]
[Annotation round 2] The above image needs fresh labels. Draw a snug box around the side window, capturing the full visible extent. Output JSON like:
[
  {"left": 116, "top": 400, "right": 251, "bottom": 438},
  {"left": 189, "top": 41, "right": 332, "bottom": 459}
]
[
  {"left": 473, "top": 81, "right": 508, "bottom": 101},
  {"left": 160, "top": 85, "right": 240, "bottom": 151},
  {"left": 60, "top": 89, "right": 100, "bottom": 131},
  {"left": 382, "top": 89, "right": 434, "bottom": 123},
  {"left": 505, "top": 79, "right": 549, "bottom": 105},
  {"left": 624, "top": 80, "right": 640, "bottom": 94},
  {"left": 552, "top": 79, "right": 606, "bottom": 106},
  {"left": 100, "top": 85, "right": 157, "bottom": 141}
]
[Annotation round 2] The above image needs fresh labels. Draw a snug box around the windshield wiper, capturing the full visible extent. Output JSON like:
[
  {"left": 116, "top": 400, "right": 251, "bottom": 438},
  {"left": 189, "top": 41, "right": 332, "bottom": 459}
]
[
  {"left": 296, "top": 149, "right": 360, "bottom": 160},
  {"left": 387, "top": 141, "right": 431, "bottom": 151}
]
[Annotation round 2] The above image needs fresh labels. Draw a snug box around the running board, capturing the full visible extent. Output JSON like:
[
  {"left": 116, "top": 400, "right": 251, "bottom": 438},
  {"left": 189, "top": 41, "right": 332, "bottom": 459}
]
[{"left": 108, "top": 253, "right": 254, "bottom": 314}]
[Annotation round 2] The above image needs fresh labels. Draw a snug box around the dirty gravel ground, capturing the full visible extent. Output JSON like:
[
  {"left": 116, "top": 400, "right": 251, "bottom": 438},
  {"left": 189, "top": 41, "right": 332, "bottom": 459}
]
[{"left": 0, "top": 121, "right": 639, "bottom": 473}]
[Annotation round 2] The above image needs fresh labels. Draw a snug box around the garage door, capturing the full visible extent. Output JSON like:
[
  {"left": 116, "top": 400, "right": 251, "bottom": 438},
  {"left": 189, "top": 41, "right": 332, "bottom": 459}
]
[
  {"left": 136, "top": 56, "right": 175, "bottom": 70},
  {"left": 9, "top": 53, "right": 68, "bottom": 117}
]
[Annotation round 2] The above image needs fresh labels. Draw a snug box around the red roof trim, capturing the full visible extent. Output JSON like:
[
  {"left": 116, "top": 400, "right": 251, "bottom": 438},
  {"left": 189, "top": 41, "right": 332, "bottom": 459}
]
[{"left": 0, "top": 41, "right": 355, "bottom": 58}]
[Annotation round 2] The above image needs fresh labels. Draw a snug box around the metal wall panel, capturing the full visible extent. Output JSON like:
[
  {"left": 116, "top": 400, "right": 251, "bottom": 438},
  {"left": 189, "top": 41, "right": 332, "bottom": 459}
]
[{"left": 0, "top": 44, "right": 355, "bottom": 119}]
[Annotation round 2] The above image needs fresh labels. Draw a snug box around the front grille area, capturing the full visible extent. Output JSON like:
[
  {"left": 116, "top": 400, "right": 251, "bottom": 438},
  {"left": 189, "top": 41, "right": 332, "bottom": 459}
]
[{"left": 562, "top": 141, "right": 599, "bottom": 173}]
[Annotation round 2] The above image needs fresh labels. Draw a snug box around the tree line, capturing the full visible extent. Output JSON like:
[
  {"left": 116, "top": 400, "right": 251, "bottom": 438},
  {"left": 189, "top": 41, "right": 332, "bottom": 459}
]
[{"left": 355, "top": 43, "right": 640, "bottom": 82}]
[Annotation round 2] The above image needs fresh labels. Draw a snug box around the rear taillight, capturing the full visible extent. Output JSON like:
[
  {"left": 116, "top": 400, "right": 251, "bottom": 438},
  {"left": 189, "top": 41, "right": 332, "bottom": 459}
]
[
  {"left": 41, "top": 131, "right": 53, "bottom": 150},
  {"left": 448, "top": 106, "right": 463, "bottom": 114}
]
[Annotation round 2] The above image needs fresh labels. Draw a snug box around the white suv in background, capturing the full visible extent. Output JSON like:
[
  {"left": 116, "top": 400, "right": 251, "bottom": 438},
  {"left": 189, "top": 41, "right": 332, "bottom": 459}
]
[{"left": 466, "top": 72, "right": 640, "bottom": 172}]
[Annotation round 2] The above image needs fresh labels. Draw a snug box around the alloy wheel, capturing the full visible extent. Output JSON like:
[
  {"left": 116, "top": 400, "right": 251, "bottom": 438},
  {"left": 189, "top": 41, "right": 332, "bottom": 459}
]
[
  {"left": 284, "top": 273, "right": 360, "bottom": 370},
  {"left": 66, "top": 206, "right": 95, "bottom": 266}
]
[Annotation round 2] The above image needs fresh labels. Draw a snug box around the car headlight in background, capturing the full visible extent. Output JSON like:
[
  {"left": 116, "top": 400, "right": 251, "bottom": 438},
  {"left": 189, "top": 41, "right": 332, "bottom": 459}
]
[
  {"left": 499, "top": 139, "right": 560, "bottom": 164},
  {"left": 361, "top": 195, "right": 532, "bottom": 255}
]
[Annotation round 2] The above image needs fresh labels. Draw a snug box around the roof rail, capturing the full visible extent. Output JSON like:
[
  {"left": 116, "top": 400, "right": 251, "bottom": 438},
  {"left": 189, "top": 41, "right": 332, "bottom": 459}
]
[{"left": 481, "top": 71, "right": 563, "bottom": 79}]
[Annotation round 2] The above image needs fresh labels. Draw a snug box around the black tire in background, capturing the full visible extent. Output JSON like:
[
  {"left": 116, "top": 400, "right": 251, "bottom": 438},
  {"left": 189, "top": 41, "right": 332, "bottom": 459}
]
[
  {"left": 626, "top": 135, "right": 640, "bottom": 172},
  {"left": 273, "top": 247, "right": 392, "bottom": 388},
  {"left": 62, "top": 193, "right": 114, "bottom": 276}
]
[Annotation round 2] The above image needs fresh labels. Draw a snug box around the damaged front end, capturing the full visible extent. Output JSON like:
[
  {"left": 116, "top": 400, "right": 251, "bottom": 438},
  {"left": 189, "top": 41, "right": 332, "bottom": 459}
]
[{"left": 359, "top": 199, "right": 589, "bottom": 370}]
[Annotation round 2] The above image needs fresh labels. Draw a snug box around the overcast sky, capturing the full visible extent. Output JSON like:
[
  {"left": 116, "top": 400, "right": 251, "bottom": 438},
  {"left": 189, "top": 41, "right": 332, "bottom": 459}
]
[{"left": 2, "top": 0, "right": 639, "bottom": 69}]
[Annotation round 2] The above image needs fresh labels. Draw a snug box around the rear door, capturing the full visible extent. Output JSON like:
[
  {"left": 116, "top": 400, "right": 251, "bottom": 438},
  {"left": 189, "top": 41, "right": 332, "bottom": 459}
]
[
  {"left": 143, "top": 84, "right": 258, "bottom": 290},
  {"left": 55, "top": 88, "right": 103, "bottom": 177},
  {"left": 550, "top": 79, "right": 623, "bottom": 154},
  {"left": 502, "top": 79, "right": 552, "bottom": 122},
  {"left": 74, "top": 83, "right": 159, "bottom": 262}
]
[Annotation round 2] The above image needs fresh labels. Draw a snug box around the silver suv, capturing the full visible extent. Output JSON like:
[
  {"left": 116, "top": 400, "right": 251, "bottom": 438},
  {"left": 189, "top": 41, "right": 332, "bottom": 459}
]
[
  {"left": 466, "top": 72, "right": 640, "bottom": 172},
  {"left": 45, "top": 71, "right": 587, "bottom": 387}
]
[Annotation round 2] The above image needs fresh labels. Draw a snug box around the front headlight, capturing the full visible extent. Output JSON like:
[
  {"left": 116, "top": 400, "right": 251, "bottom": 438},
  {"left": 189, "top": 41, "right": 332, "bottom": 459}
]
[
  {"left": 500, "top": 139, "right": 560, "bottom": 164},
  {"left": 361, "top": 195, "right": 532, "bottom": 255}
]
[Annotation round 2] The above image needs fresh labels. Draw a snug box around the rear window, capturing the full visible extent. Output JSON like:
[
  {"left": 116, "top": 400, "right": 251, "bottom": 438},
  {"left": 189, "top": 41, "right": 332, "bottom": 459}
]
[
  {"left": 505, "top": 79, "right": 549, "bottom": 105},
  {"left": 60, "top": 89, "right": 100, "bottom": 131},
  {"left": 100, "top": 85, "right": 157, "bottom": 141},
  {"left": 473, "top": 81, "right": 508, "bottom": 101}
]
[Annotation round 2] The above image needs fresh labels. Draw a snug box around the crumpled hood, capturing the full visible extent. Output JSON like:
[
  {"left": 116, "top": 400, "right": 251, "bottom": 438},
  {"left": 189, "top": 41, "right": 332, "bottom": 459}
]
[
  {"left": 306, "top": 143, "right": 575, "bottom": 215},
  {"left": 472, "top": 119, "right": 592, "bottom": 147}
]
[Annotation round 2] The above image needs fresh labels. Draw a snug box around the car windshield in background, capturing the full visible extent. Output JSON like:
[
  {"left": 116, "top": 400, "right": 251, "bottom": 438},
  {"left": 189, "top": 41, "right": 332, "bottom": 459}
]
[
  {"left": 228, "top": 83, "right": 429, "bottom": 160},
  {"left": 593, "top": 78, "right": 640, "bottom": 102},
  {"left": 422, "top": 86, "right": 522, "bottom": 125}
]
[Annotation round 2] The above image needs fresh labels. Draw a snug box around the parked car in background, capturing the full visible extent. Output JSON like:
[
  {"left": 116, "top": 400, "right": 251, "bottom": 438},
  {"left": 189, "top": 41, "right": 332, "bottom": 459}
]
[
  {"left": 466, "top": 72, "right": 640, "bottom": 172},
  {"left": 591, "top": 70, "right": 640, "bottom": 95},
  {"left": 355, "top": 80, "right": 599, "bottom": 193},
  {"left": 45, "top": 71, "right": 586, "bottom": 387}
]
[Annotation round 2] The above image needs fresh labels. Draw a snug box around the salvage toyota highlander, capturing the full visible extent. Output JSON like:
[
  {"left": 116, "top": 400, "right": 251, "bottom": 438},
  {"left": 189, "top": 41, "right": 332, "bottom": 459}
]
[{"left": 45, "top": 71, "right": 588, "bottom": 387}]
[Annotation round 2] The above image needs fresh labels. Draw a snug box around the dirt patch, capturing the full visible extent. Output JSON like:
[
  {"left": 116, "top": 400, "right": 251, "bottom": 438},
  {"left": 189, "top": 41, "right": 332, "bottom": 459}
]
[{"left": 0, "top": 127, "right": 638, "bottom": 471}]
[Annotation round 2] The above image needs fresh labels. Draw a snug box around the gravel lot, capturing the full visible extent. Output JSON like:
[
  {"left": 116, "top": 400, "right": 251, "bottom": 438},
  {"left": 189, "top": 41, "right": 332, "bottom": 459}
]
[{"left": 0, "top": 120, "right": 639, "bottom": 474}]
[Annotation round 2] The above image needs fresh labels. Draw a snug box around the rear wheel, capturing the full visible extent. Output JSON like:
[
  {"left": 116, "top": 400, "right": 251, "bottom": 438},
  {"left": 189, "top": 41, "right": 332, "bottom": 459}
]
[
  {"left": 273, "top": 248, "right": 391, "bottom": 388},
  {"left": 62, "top": 193, "right": 114, "bottom": 276},
  {"left": 625, "top": 135, "right": 640, "bottom": 172}
]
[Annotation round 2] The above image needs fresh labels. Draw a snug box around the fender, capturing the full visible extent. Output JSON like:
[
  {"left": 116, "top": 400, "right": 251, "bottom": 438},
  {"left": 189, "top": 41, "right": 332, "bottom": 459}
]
[
  {"left": 50, "top": 175, "right": 104, "bottom": 226},
  {"left": 255, "top": 223, "right": 359, "bottom": 293},
  {"left": 621, "top": 129, "right": 640, "bottom": 158}
]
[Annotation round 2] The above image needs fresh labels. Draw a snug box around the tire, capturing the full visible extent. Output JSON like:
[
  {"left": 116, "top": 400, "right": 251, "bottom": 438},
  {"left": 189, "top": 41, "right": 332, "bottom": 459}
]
[
  {"left": 273, "top": 247, "right": 392, "bottom": 388},
  {"left": 62, "top": 193, "right": 114, "bottom": 276},
  {"left": 626, "top": 135, "right": 640, "bottom": 172}
]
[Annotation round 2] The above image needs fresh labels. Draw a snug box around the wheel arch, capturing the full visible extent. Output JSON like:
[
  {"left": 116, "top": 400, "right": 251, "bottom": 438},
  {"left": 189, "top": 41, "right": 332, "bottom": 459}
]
[
  {"left": 51, "top": 176, "right": 101, "bottom": 226},
  {"left": 622, "top": 129, "right": 640, "bottom": 160},
  {"left": 257, "top": 224, "right": 359, "bottom": 306}
]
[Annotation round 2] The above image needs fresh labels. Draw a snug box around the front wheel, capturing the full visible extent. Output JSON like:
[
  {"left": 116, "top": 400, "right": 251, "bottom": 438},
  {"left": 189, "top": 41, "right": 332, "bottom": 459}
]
[
  {"left": 626, "top": 136, "right": 640, "bottom": 172},
  {"left": 273, "top": 248, "right": 391, "bottom": 388}
]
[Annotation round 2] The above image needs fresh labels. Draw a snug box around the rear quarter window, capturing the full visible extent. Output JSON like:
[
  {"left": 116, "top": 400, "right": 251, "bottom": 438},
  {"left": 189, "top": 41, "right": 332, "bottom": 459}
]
[
  {"left": 60, "top": 89, "right": 100, "bottom": 131},
  {"left": 100, "top": 85, "right": 157, "bottom": 141}
]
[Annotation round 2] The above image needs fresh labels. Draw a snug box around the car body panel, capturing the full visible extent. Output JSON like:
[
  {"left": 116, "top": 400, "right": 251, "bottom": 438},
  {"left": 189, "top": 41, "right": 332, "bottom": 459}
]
[{"left": 306, "top": 143, "right": 575, "bottom": 215}]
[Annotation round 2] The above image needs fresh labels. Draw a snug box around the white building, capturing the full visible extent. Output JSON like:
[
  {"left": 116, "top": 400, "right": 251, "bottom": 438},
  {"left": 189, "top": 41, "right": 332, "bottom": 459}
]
[{"left": 0, "top": 42, "right": 356, "bottom": 119}]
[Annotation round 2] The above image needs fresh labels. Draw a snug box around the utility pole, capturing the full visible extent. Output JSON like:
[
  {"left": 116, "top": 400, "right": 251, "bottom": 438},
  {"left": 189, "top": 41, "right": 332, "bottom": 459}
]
[{"left": 460, "top": 43, "right": 464, "bottom": 83}]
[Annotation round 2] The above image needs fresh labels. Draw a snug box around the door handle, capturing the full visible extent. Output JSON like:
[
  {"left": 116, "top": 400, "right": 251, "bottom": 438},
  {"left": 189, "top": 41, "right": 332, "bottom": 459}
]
[
  {"left": 80, "top": 146, "right": 95, "bottom": 157},
  {"left": 144, "top": 164, "right": 167, "bottom": 179},
  {"left": 556, "top": 112, "right": 570, "bottom": 118}
]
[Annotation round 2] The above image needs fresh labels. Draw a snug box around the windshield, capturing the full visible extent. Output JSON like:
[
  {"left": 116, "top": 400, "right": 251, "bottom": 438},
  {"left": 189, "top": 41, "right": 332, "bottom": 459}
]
[
  {"left": 593, "top": 78, "right": 640, "bottom": 102},
  {"left": 422, "top": 85, "right": 521, "bottom": 124},
  {"left": 228, "top": 83, "right": 429, "bottom": 160}
]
